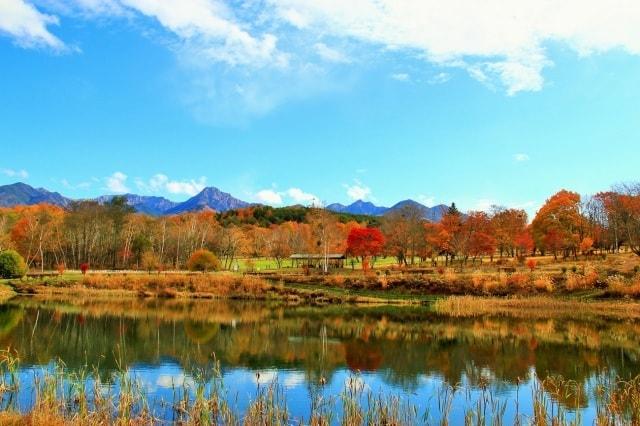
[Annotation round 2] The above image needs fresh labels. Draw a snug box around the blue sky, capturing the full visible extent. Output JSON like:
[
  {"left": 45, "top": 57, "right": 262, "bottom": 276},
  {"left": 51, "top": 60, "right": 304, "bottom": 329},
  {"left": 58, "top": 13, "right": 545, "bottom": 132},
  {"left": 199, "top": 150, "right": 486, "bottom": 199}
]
[{"left": 1, "top": 1, "right": 639, "bottom": 216}]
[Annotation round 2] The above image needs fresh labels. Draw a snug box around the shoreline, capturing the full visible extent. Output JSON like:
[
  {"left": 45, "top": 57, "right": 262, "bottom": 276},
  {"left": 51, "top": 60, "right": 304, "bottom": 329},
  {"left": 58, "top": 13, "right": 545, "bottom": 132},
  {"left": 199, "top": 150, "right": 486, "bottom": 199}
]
[{"left": 4, "top": 278, "right": 640, "bottom": 321}]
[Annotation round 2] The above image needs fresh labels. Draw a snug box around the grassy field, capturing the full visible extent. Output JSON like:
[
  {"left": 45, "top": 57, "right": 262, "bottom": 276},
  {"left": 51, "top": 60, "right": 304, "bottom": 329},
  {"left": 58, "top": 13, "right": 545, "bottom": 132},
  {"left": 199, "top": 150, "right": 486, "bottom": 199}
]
[{"left": 1, "top": 252, "right": 638, "bottom": 305}]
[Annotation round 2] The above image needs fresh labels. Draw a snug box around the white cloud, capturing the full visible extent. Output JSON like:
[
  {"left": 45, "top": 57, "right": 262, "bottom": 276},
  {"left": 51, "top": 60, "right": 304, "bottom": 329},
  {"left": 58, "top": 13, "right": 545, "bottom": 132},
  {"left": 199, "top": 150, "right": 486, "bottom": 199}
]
[
  {"left": 391, "top": 73, "right": 409, "bottom": 82},
  {"left": 120, "top": 0, "right": 288, "bottom": 68},
  {"left": 5, "top": 0, "right": 640, "bottom": 117},
  {"left": 255, "top": 189, "right": 283, "bottom": 205},
  {"left": 278, "top": 7, "right": 308, "bottom": 29},
  {"left": 0, "top": 0, "right": 64, "bottom": 49},
  {"left": 428, "top": 72, "right": 451, "bottom": 85},
  {"left": 105, "top": 171, "right": 129, "bottom": 193},
  {"left": 166, "top": 179, "right": 206, "bottom": 196},
  {"left": 61, "top": 178, "right": 92, "bottom": 190},
  {"left": 344, "top": 180, "right": 371, "bottom": 201},
  {"left": 136, "top": 173, "right": 206, "bottom": 196},
  {"left": 1, "top": 168, "right": 29, "bottom": 179},
  {"left": 286, "top": 188, "right": 320, "bottom": 205},
  {"left": 269, "top": 0, "right": 640, "bottom": 94},
  {"left": 417, "top": 194, "right": 436, "bottom": 206},
  {"left": 314, "top": 42, "right": 350, "bottom": 63},
  {"left": 514, "top": 153, "right": 530, "bottom": 162}
]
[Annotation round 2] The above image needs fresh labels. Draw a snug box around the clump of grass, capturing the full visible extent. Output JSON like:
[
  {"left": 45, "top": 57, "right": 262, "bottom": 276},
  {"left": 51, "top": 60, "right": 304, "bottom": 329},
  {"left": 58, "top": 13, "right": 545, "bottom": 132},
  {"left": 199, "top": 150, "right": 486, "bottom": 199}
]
[
  {"left": 532, "top": 274, "right": 554, "bottom": 293},
  {"left": 80, "top": 273, "right": 273, "bottom": 297},
  {"left": 326, "top": 274, "right": 346, "bottom": 287},
  {"left": 565, "top": 264, "right": 600, "bottom": 291}
]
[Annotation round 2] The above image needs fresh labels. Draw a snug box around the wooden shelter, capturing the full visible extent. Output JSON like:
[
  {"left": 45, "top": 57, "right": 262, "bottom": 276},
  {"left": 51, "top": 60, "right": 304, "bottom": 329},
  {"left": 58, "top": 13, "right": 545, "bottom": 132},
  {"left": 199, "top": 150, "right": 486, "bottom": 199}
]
[{"left": 290, "top": 253, "right": 346, "bottom": 269}]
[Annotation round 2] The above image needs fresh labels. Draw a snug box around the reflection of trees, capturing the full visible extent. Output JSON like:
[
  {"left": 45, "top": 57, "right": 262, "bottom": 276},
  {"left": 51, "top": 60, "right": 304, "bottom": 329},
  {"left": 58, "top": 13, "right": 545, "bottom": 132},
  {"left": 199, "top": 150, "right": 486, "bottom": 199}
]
[
  {"left": 184, "top": 321, "right": 220, "bottom": 344},
  {"left": 2, "top": 298, "right": 640, "bottom": 400},
  {"left": 0, "top": 306, "right": 23, "bottom": 338},
  {"left": 344, "top": 340, "right": 383, "bottom": 371}
]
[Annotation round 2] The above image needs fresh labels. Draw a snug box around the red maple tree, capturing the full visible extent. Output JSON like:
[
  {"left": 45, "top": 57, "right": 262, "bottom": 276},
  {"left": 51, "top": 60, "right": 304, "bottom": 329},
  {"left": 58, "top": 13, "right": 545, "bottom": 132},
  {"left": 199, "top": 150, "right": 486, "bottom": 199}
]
[{"left": 346, "top": 227, "right": 385, "bottom": 270}]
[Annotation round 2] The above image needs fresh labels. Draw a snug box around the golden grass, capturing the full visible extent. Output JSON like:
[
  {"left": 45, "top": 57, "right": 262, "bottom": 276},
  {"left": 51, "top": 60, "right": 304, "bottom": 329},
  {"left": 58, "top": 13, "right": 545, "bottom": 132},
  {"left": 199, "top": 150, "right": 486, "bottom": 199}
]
[
  {"left": 80, "top": 273, "right": 272, "bottom": 296},
  {"left": 433, "top": 295, "right": 640, "bottom": 320},
  {"left": 0, "top": 284, "right": 15, "bottom": 301}
]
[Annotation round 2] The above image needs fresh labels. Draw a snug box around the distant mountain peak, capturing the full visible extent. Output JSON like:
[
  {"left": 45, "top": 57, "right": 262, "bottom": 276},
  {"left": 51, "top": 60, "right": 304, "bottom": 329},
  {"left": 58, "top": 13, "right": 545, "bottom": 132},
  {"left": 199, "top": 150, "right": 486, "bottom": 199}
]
[
  {"left": 0, "top": 182, "right": 71, "bottom": 208},
  {"left": 95, "top": 193, "right": 178, "bottom": 216},
  {"left": 165, "top": 186, "right": 249, "bottom": 214},
  {"left": 327, "top": 198, "right": 449, "bottom": 221}
]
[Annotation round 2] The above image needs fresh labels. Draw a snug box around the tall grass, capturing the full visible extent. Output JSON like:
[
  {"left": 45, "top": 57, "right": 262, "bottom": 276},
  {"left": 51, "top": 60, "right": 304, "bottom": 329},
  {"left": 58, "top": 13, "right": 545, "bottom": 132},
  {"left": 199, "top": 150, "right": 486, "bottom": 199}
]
[
  {"left": 433, "top": 295, "right": 640, "bottom": 320},
  {"left": 80, "top": 273, "right": 274, "bottom": 297},
  {"left": 2, "top": 349, "right": 640, "bottom": 425}
]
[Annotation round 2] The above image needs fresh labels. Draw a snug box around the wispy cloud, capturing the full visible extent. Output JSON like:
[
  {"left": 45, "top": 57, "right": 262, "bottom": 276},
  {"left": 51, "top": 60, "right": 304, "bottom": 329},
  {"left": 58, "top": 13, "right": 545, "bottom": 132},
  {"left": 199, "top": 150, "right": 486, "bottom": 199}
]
[
  {"left": 255, "top": 189, "right": 283, "bottom": 205},
  {"left": 0, "top": 0, "right": 65, "bottom": 50},
  {"left": 391, "top": 73, "right": 410, "bottom": 82},
  {"left": 135, "top": 174, "right": 207, "bottom": 196},
  {"left": 4, "top": 0, "right": 640, "bottom": 117},
  {"left": 428, "top": 72, "right": 451, "bottom": 85},
  {"left": 314, "top": 42, "right": 350, "bottom": 63},
  {"left": 417, "top": 194, "right": 436, "bottom": 206},
  {"left": 514, "top": 153, "right": 530, "bottom": 162},
  {"left": 60, "top": 178, "right": 92, "bottom": 190},
  {"left": 1, "top": 168, "right": 29, "bottom": 179},
  {"left": 286, "top": 188, "right": 320, "bottom": 205},
  {"left": 344, "top": 180, "right": 371, "bottom": 201},
  {"left": 105, "top": 171, "right": 129, "bottom": 193}
]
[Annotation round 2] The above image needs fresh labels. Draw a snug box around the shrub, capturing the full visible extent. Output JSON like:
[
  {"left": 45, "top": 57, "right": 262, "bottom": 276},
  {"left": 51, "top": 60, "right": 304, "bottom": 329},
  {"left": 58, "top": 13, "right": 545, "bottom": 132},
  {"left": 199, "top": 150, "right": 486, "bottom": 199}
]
[
  {"left": 443, "top": 269, "right": 457, "bottom": 284},
  {"left": 187, "top": 249, "right": 221, "bottom": 272},
  {"left": 506, "top": 273, "right": 529, "bottom": 289},
  {"left": 565, "top": 268, "right": 599, "bottom": 291},
  {"left": 80, "top": 263, "right": 89, "bottom": 275},
  {"left": 140, "top": 251, "right": 160, "bottom": 273},
  {"left": 327, "top": 274, "right": 346, "bottom": 286},
  {"left": 606, "top": 274, "right": 627, "bottom": 290},
  {"left": 533, "top": 275, "right": 554, "bottom": 292},
  {"left": 377, "top": 276, "right": 389, "bottom": 289},
  {"left": 526, "top": 259, "right": 537, "bottom": 272},
  {"left": 0, "top": 250, "right": 27, "bottom": 279}
]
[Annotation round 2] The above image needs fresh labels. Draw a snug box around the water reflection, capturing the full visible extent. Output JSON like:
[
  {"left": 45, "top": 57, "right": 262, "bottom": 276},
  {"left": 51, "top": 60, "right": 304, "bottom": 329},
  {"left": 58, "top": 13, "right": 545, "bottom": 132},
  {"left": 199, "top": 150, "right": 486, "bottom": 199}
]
[{"left": 0, "top": 297, "right": 639, "bottom": 421}]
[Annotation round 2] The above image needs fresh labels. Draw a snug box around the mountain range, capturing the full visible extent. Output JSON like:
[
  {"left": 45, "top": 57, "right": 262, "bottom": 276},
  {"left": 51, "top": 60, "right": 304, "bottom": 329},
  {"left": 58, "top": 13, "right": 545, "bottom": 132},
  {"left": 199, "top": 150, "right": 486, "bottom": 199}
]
[
  {"left": 0, "top": 182, "right": 448, "bottom": 220},
  {"left": 327, "top": 199, "right": 449, "bottom": 221}
]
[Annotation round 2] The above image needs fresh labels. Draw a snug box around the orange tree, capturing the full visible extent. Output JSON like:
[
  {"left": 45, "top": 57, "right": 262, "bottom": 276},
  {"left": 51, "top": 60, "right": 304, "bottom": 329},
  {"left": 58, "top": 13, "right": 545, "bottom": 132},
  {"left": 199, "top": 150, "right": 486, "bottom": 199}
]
[
  {"left": 532, "top": 190, "right": 584, "bottom": 259},
  {"left": 346, "top": 227, "right": 385, "bottom": 270}
]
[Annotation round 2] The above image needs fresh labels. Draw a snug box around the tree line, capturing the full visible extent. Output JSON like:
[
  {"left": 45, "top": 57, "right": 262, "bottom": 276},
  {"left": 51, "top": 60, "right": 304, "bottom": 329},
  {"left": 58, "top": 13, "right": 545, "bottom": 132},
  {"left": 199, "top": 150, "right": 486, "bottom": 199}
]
[{"left": 0, "top": 183, "right": 639, "bottom": 272}]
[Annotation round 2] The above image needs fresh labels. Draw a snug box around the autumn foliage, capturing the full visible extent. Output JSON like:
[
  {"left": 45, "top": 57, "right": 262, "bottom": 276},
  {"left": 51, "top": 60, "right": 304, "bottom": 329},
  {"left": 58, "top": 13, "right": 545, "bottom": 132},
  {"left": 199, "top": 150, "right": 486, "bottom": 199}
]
[
  {"left": 187, "top": 249, "right": 221, "bottom": 272},
  {"left": 346, "top": 227, "right": 385, "bottom": 269},
  {"left": 1, "top": 183, "right": 640, "bottom": 278},
  {"left": 80, "top": 263, "right": 89, "bottom": 275}
]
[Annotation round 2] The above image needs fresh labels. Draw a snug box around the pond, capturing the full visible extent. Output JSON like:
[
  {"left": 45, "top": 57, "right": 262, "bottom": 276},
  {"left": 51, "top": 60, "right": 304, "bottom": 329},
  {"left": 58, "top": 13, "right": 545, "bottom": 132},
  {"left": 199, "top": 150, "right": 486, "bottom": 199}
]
[{"left": 0, "top": 296, "right": 639, "bottom": 424}]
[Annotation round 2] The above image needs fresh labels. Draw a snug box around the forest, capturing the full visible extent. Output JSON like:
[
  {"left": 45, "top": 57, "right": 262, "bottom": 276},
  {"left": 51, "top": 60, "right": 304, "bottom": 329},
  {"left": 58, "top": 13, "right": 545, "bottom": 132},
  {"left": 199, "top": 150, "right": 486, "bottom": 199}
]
[{"left": 0, "top": 184, "right": 639, "bottom": 272}]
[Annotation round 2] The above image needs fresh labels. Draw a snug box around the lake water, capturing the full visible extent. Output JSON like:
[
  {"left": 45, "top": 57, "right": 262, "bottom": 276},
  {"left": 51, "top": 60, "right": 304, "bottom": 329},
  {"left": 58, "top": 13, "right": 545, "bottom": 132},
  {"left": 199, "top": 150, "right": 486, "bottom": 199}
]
[{"left": 0, "top": 296, "right": 639, "bottom": 424}]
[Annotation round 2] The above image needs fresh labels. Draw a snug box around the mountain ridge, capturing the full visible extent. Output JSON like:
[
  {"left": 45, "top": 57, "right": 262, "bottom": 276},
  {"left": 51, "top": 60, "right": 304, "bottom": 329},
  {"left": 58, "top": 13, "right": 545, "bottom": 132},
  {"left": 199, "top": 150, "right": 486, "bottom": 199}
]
[
  {"left": 326, "top": 198, "right": 449, "bottom": 221},
  {"left": 0, "top": 182, "right": 450, "bottom": 220}
]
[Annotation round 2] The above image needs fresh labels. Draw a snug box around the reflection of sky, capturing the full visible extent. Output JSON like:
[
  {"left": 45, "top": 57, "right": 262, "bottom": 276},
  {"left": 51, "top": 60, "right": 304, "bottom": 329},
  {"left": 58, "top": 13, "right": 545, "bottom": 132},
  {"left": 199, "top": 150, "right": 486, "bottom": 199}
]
[{"left": 2, "top": 362, "right": 599, "bottom": 424}]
